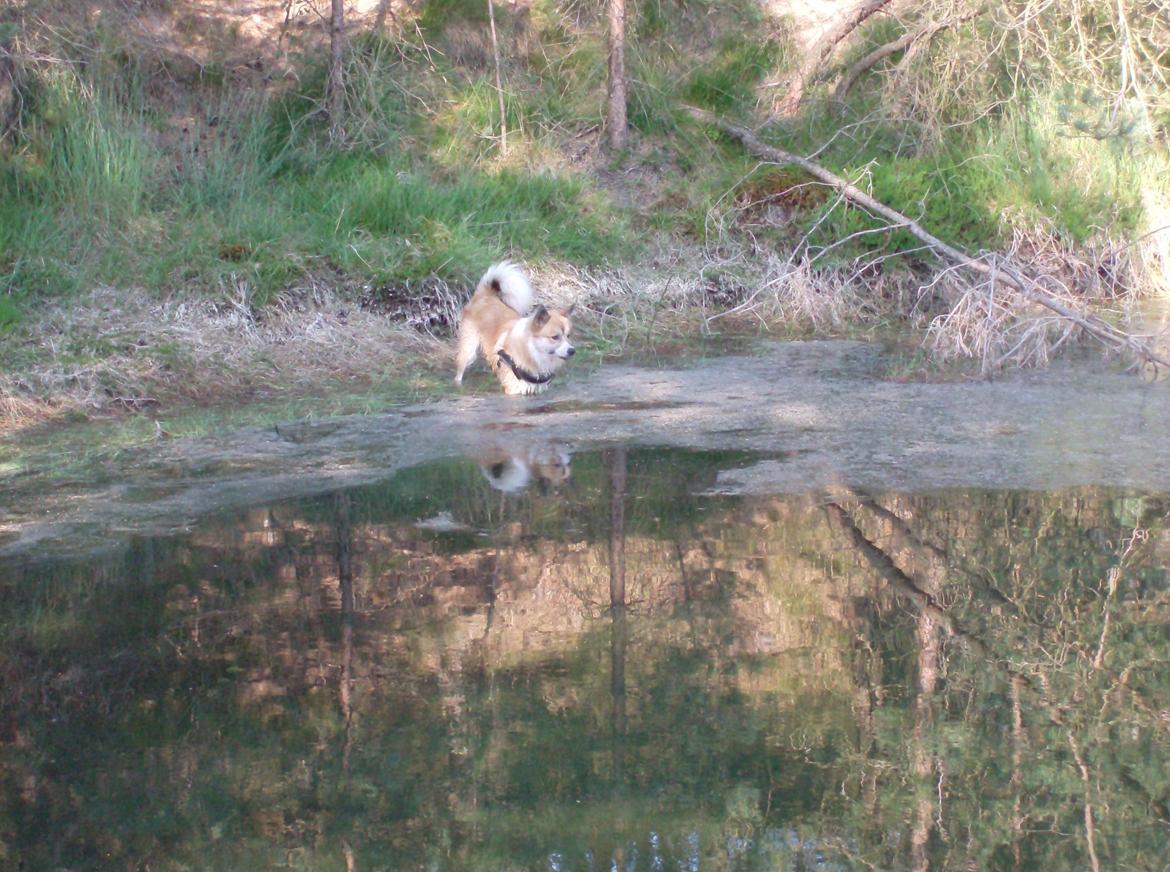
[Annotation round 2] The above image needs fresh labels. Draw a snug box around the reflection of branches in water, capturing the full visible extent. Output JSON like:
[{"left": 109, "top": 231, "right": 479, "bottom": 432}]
[
  {"left": 828, "top": 498, "right": 1101, "bottom": 741},
  {"left": 1011, "top": 675, "right": 1025, "bottom": 867},
  {"left": 825, "top": 502, "right": 972, "bottom": 646},
  {"left": 1067, "top": 730, "right": 1103, "bottom": 872},
  {"left": 829, "top": 496, "right": 1122, "bottom": 706},
  {"left": 853, "top": 492, "right": 1030, "bottom": 624},
  {"left": 828, "top": 494, "right": 1170, "bottom": 867},
  {"left": 1092, "top": 526, "right": 1148, "bottom": 671},
  {"left": 835, "top": 493, "right": 948, "bottom": 872},
  {"left": 11, "top": 473, "right": 1170, "bottom": 869}
]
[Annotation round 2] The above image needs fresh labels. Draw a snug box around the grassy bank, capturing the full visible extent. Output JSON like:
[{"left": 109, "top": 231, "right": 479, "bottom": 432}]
[{"left": 1, "top": 0, "right": 1168, "bottom": 429}]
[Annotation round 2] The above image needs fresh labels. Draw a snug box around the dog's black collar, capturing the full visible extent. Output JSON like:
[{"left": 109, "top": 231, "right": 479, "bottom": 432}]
[{"left": 496, "top": 349, "right": 555, "bottom": 385}]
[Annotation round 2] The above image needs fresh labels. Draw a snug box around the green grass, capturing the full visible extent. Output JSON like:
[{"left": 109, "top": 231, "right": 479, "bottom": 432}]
[
  {"left": 682, "top": 36, "right": 783, "bottom": 115},
  {"left": 0, "top": 51, "right": 628, "bottom": 319},
  {"left": 0, "top": 0, "right": 1164, "bottom": 327},
  {"left": 777, "top": 98, "right": 1150, "bottom": 262}
]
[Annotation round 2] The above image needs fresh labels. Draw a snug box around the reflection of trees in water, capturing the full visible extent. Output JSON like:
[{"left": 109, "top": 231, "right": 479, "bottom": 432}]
[
  {"left": 825, "top": 492, "right": 1170, "bottom": 870},
  {"left": 1, "top": 459, "right": 1168, "bottom": 870},
  {"left": 609, "top": 446, "right": 628, "bottom": 795}
]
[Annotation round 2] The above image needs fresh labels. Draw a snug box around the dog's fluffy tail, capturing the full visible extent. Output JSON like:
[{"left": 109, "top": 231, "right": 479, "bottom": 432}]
[{"left": 478, "top": 261, "right": 533, "bottom": 315}]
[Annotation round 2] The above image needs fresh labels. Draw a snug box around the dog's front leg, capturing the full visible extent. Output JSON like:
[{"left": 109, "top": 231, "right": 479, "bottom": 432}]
[{"left": 453, "top": 324, "right": 481, "bottom": 386}]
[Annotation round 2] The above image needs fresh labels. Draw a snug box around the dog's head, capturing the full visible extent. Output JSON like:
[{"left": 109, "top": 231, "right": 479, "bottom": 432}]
[
  {"left": 530, "top": 444, "right": 573, "bottom": 492},
  {"left": 529, "top": 305, "right": 576, "bottom": 360}
]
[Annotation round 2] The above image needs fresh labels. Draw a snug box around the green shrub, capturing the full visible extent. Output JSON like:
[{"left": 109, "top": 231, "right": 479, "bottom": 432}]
[
  {"left": 794, "top": 100, "right": 1148, "bottom": 263},
  {"left": 419, "top": 0, "right": 489, "bottom": 33}
]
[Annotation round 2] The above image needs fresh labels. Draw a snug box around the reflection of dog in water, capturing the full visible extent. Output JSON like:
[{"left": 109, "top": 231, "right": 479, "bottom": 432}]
[{"left": 476, "top": 443, "right": 573, "bottom": 494}]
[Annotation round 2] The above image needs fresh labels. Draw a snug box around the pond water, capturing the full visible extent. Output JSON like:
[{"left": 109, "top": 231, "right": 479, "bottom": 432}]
[{"left": 2, "top": 445, "right": 1168, "bottom": 871}]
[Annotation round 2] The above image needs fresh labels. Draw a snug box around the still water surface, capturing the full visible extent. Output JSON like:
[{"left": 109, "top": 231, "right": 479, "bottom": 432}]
[{"left": 2, "top": 446, "right": 1168, "bottom": 870}]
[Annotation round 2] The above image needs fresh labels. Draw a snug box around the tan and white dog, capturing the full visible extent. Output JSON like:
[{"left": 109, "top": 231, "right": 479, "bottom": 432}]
[
  {"left": 453, "top": 262, "right": 575, "bottom": 395},
  {"left": 475, "top": 442, "right": 573, "bottom": 494}
]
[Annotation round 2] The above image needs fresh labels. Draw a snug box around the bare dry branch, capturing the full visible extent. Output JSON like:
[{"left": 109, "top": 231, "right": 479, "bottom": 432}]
[
  {"left": 776, "top": 0, "right": 894, "bottom": 115},
  {"left": 833, "top": 11, "right": 982, "bottom": 102}
]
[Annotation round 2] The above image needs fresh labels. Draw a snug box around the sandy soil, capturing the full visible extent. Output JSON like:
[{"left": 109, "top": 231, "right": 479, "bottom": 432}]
[{"left": 2, "top": 339, "right": 1169, "bottom": 562}]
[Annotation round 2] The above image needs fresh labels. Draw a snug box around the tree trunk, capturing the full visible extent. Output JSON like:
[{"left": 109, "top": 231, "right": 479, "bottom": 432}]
[
  {"left": 328, "top": 0, "right": 346, "bottom": 141},
  {"left": 606, "top": 0, "right": 628, "bottom": 150},
  {"left": 607, "top": 447, "right": 628, "bottom": 785},
  {"left": 486, "top": 0, "right": 508, "bottom": 156}
]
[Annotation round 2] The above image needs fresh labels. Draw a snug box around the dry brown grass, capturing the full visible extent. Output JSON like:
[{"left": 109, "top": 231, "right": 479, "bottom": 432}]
[
  {"left": 4, "top": 237, "right": 1164, "bottom": 434},
  {"left": 0, "top": 277, "right": 445, "bottom": 432},
  {"left": 924, "top": 221, "right": 1167, "bottom": 373},
  {"left": 546, "top": 236, "right": 1165, "bottom": 374}
]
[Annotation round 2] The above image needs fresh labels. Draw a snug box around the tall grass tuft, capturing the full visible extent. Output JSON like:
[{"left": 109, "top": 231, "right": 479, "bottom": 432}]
[{"left": 39, "top": 79, "right": 153, "bottom": 216}]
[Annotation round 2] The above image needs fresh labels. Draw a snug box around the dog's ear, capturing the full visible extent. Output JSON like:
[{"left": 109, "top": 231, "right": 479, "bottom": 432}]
[
  {"left": 532, "top": 306, "right": 549, "bottom": 328},
  {"left": 562, "top": 303, "right": 576, "bottom": 317}
]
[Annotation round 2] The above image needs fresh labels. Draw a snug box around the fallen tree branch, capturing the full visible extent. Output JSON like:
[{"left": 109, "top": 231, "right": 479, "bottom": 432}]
[{"left": 685, "top": 105, "right": 1170, "bottom": 372}]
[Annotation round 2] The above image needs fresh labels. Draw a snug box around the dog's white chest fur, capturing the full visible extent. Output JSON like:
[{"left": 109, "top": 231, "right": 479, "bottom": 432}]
[{"left": 494, "top": 365, "right": 549, "bottom": 395}]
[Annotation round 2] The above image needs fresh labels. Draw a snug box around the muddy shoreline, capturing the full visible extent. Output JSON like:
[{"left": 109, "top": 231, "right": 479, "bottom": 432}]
[{"left": 2, "top": 340, "right": 1169, "bottom": 561}]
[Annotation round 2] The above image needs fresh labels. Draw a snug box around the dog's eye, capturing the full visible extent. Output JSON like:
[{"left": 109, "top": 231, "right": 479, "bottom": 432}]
[{"left": 552, "top": 333, "right": 562, "bottom": 341}]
